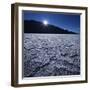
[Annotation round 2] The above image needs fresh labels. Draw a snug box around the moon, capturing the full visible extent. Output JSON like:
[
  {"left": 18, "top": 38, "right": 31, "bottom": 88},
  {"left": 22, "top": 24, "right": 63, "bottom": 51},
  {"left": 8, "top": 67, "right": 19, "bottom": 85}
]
[{"left": 43, "top": 20, "right": 48, "bottom": 25}]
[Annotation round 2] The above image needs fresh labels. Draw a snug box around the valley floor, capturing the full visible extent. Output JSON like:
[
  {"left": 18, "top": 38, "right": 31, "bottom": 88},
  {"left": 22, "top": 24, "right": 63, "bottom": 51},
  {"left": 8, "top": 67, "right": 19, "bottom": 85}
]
[{"left": 24, "top": 34, "right": 80, "bottom": 77}]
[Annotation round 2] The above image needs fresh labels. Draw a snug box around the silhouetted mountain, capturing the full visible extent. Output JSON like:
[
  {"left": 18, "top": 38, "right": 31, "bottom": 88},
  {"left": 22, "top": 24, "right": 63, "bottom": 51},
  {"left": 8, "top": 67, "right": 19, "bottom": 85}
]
[{"left": 24, "top": 20, "right": 77, "bottom": 34}]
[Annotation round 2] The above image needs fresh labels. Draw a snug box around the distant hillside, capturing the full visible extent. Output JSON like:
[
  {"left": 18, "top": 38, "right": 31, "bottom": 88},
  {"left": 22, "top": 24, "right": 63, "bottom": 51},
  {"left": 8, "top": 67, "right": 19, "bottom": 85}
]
[{"left": 24, "top": 20, "right": 77, "bottom": 34}]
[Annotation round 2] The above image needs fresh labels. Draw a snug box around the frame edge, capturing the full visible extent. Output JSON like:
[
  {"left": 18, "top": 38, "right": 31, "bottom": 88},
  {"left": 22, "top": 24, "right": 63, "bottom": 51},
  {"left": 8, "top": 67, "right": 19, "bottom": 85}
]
[{"left": 11, "top": 3, "right": 19, "bottom": 87}]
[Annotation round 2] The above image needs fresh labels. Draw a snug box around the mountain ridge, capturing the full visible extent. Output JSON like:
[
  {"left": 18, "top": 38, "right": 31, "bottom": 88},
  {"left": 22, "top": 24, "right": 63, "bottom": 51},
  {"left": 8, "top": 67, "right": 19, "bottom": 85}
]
[{"left": 24, "top": 20, "right": 77, "bottom": 34}]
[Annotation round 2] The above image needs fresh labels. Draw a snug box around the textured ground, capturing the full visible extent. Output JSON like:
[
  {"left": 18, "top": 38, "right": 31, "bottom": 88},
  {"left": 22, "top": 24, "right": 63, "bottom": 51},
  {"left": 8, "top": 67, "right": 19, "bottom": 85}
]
[{"left": 24, "top": 34, "right": 80, "bottom": 77}]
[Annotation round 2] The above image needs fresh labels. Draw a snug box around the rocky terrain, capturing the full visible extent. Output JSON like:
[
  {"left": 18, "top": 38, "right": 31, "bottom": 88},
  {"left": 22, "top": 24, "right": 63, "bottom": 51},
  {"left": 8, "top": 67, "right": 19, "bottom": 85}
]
[{"left": 24, "top": 34, "right": 80, "bottom": 77}]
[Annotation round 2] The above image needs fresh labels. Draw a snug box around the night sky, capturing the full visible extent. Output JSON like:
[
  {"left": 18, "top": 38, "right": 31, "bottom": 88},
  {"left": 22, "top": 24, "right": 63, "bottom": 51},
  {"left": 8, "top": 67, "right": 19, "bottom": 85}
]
[{"left": 23, "top": 11, "right": 80, "bottom": 33}]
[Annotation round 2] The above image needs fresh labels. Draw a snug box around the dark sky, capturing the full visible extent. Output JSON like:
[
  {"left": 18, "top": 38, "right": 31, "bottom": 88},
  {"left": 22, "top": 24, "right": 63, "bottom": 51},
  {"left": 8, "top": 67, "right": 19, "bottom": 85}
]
[{"left": 23, "top": 11, "right": 80, "bottom": 33}]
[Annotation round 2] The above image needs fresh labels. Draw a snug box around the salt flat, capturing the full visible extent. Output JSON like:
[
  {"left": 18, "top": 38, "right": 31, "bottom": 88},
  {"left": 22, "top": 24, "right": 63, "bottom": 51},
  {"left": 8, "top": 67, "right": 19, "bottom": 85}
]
[{"left": 24, "top": 34, "right": 80, "bottom": 77}]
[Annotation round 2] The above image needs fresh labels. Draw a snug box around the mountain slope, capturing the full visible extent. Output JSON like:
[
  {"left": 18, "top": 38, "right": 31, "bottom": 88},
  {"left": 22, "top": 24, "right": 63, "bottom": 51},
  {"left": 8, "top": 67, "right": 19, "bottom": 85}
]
[{"left": 24, "top": 20, "right": 77, "bottom": 34}]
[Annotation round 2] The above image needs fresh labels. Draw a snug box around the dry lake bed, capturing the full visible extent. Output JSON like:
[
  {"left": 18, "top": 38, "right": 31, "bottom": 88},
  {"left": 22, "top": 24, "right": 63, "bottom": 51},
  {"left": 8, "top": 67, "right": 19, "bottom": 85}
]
[{"left": 24, "top": 34, "right": 80, "bottom": 77}]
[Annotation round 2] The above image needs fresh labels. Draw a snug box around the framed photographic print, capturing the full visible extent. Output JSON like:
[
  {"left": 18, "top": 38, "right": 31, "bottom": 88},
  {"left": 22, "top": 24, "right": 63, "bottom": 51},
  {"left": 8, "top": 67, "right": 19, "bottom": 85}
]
[{"left": 11, "top": 3, "right": 88, "bottom": 87}]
